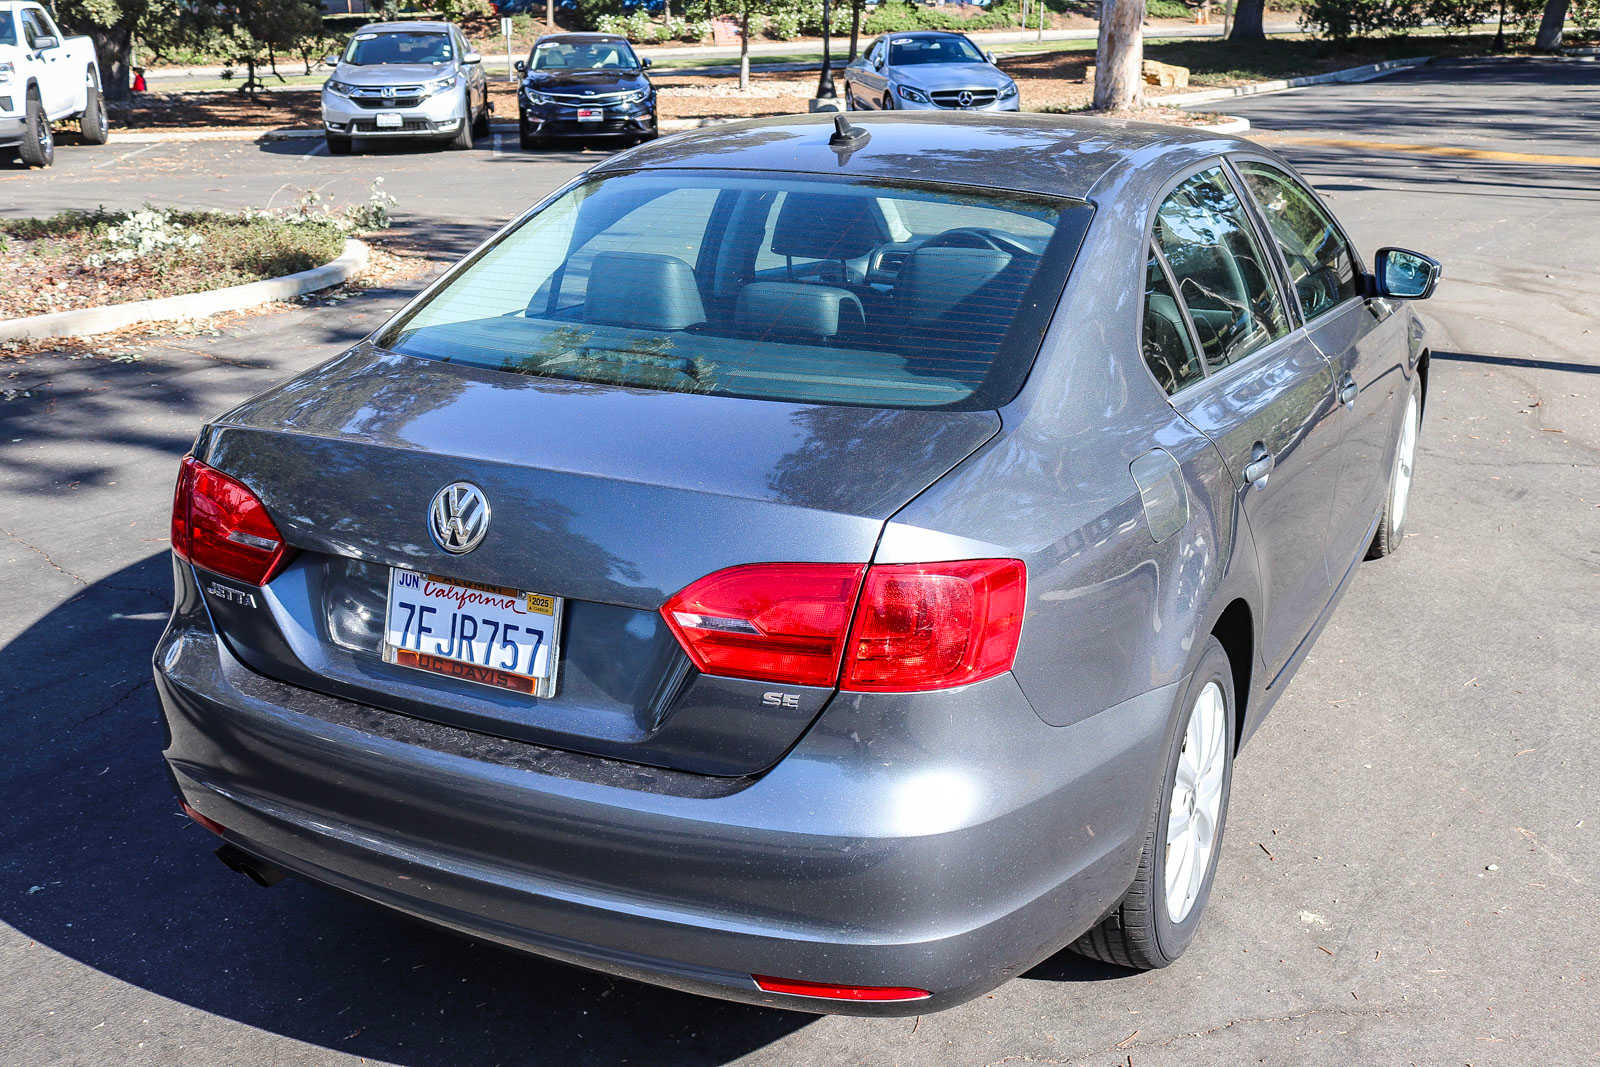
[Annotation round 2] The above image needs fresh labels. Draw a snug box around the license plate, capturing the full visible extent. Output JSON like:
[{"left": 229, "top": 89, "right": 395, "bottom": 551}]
[
  {"left": 374, "top": 112, "right": 403, "bottom": 128},
  {"left": 383, "top": 569, "right": 562, "bottom": 697},
  {"left": 577, "top": 107, "right": 603, "bottom": 122}
]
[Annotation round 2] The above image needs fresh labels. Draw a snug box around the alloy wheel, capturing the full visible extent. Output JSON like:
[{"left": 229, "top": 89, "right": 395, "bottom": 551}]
[{"left": 1164, "top": 680, "right": 1227, "bottom": 924}]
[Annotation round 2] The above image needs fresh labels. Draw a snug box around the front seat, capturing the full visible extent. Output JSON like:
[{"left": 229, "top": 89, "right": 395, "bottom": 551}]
[
  {"left": 768, "top": 193, "right": 885, "bottom": 282},
  {"left": 581, "top": 251, "right": 706, "bottom": 331},
  {"left": 735, "top": 282, "right": 864, "bottom": 344},
  {"left": 893, "top": 246, "right": 1018, "bottom": 383}
]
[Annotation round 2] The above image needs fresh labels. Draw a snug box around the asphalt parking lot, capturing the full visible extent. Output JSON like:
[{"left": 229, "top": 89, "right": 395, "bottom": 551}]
[{"left": 2, "top": 57, "right": 1597, "bottom": 1065}]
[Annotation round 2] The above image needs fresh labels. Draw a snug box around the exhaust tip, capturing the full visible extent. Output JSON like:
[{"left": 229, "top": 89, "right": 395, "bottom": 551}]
[{"left": 214, "top": 842, "right": 287, "bottom": 888}]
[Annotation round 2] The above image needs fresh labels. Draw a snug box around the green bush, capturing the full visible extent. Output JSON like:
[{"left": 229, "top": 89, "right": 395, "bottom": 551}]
[{"left": 1146, "top": 0, "right": 1191, "bottom": 18}]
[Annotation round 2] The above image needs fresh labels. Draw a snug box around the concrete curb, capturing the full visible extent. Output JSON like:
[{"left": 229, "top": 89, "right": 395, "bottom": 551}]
[
  {"left": 1149, "top": 56, "right": 1432, "bottom": 107},
  {"left": 1199, "top": 115, "right": 1250, "bottom": 134},
  {"left": 0, "top": 238, "right": 369, "bottom": 341}
]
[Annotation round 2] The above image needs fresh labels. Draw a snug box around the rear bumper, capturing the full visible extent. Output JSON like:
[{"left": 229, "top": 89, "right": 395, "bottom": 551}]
[{"left": 154, "top": 569, "right": 1175, "bottom": 1014}]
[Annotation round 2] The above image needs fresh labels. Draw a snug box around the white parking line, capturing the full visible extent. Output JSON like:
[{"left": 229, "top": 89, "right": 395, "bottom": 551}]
[
  {"left": 300, "top": 139, "right": 328, "bottom": 157},
  {"left": 94, "top": 142, "right": 160, "bottom": 169}
]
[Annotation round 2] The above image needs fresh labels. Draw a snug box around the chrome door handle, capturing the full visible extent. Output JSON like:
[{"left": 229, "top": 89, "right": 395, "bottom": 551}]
[
  {"left": 1242, "top": 445, "right": 1275, "bottom": 489},
  {"left": 1339, "top": 376, "right": 1358, "bottom": 407}
]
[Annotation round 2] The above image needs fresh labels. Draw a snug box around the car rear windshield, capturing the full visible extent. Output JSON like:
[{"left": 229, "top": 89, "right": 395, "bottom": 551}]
[
  {"left": 344, "top": 31, "right": 452, "bottom": 66},
  {"left": 378, "top": 171, "right": 1091, "bottom": 410}
]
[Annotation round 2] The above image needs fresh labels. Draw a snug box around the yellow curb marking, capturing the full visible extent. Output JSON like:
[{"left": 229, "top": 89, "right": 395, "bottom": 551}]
[{"left": 1257, "top": 134, "right": 1600, "bottom": 168}]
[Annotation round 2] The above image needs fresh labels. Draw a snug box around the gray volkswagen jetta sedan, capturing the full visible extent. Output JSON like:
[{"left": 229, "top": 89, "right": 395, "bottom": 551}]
[{"left": 156, "top": 112, "right": 1439, "bottom": 1014}]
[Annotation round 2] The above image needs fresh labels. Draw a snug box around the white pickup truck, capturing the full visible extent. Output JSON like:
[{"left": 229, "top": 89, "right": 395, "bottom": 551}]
[{"left": 1, "top": 0, "right": 108, "bottom": 167}]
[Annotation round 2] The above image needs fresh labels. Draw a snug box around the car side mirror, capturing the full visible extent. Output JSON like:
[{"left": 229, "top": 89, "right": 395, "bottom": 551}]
[
  {"left": 641, "top": 57, "right": 652, "bottom": 68},
  {"left": 1373, "top": 247, "right": 1441, "bottom": 300},
  {"left": 985, "top": 50, "right": 997, "bottom": 63},
  {"left": 514, "top": 59, "right": 527, "bottom": 74},
  {"left": 463, "top": 51, "right": 482, "bottom": 64},
  {"left": 32, "top": 34, "right": 59, "bottom": 50},
  {"left": 323, "top": 54, "right": 339, "bottom": 67},
  {"left": 873, "top": 55, "right": 884, "bottom": 70}
]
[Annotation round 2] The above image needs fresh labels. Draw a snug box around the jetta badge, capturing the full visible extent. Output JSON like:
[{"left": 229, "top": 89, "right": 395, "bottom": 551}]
[{"left": 429, "top": 482, "right": 491, "bottom": 554}]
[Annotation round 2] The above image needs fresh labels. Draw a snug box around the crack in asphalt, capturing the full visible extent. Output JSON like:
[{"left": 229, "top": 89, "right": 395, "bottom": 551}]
[
  {"left": 1, "top": 525, "right": 89, "bottom": 586},
  {"left": 1101, "top": 1004, "right": 1406, "bottom": 1057}
]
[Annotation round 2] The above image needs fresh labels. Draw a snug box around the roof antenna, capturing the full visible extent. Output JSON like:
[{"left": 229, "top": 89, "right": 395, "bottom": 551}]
[
  {"left": 830, "top": 113, "right": 868, "bottom": 148},
  {"left": 828, "top": 114, "right": 869, "bottom": 165}
]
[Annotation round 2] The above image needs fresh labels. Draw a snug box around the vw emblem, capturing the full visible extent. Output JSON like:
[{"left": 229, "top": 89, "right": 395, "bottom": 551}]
[
  {"left": 957, "top": 90, "right": 973, "bottom": 108},
  {"left": 429, "top": 482, "right": 491, "bottom": 554},
  {"left": 583, "top": 89, "right": 595, "bottom": 95}
]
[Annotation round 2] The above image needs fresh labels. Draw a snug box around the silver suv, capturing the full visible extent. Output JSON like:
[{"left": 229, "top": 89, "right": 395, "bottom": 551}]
[{"left": 321, "top": 21, "right": 489, "bottom": 154}]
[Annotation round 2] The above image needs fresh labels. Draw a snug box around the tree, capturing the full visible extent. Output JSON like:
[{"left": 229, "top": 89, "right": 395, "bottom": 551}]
[
  {"left": 847, "top": 0, "right": 863, "bottom": 59},
  {"left": 54, "top": 0, "right": 180, "bottom": 101},
  {"left": 193, "top": 0, "right": 324, "bottom": 93},
  {"left": 1092, "top": 0, "right": 1143, "bottom": 110},
  {"left": 1535, "top": 0, "right": 1570, "bottom": 47},
  {"left": 1229, "top": 0, "right": 1266, "bottom": 39}
]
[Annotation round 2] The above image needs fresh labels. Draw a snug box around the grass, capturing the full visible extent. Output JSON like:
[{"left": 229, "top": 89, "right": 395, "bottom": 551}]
[{"left": 0, "top": 209, "right": 349, "bottom": 320}]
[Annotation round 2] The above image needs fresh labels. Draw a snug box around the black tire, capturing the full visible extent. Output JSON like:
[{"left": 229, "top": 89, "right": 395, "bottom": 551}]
[
  {"left": 79, "top": 76, "right": 110, "bottom": 145},
  {"left": 325, "top": 133, "right": 352, "bottom": 155},
  {"left": 472, "top": 98, "right": 491, "bottom": 137},
  {"left": 881, "top": 92, "right": 894, "bottom": 111},
  {"left": 19, "top": 88, "right": 54, "bottom": 168},
  {"left": 1072, "top": 636, "right": 1236, "bottom": 970},
  {"left": 1367, "top": 377, "right": 1422, "bottom": 559},
  {"left": 447, "top": 96, "right": 475, "bottom": 149}
]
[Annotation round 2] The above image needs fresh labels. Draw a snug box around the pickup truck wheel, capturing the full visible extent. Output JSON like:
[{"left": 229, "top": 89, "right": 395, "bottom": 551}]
[
  {"left": 19, "top": 89, "right": 54, "bottom": 167},
  {"left": 79, "top": 77, "right": 110, "bottom": 145}
]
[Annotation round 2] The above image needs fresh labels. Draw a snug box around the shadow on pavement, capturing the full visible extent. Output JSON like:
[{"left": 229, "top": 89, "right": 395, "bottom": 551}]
[
  {"left": 1432, "top": 349, "right": 1598, "bottom": 376},
  {"left": 0, "top": 553, "right": 815, "bottom": 1064}
]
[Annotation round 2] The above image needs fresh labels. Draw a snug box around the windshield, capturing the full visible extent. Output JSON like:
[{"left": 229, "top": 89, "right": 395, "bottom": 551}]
[
  {"left": 0, "top": 14, "right": 16, "bottom": 47},
  {"left": 889, "top": 36, "right": 985, "bottom": 65},
  {"left": 531, "top": 40, "right": 639, "bottom": 71},
  {"left": 343, "top": 31, "right": 453, "bottom": 66},
  {"left": 380, "top": 172, "right": 1088, "bottom": 410}
]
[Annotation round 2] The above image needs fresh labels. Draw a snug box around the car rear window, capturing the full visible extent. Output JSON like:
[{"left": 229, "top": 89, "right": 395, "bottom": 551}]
[{"left": 378, "top": 171, "right": 1090, "bottom": 410}]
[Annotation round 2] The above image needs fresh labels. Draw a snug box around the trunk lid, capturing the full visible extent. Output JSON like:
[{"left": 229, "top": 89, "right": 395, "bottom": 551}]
[{"left": 197, "top": 346, "right": 999, "bottom": 776}]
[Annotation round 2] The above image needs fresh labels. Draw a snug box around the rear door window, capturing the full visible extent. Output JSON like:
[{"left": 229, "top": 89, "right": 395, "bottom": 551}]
[
  {"left": 381, "top": 171, "right": 1090, "bottom": 410},
  {"left": 1154, "top": 166, "right": 1290, "bottom": 372}
]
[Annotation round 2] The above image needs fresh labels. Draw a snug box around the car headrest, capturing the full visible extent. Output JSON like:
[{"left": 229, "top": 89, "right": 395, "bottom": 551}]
[
  {"left": 769, "top": 194, "right": 883, "bottom": 262},
  {"left": 896, "top": 247, "right": 1014, "bottom": 328},
  {"left": 735, "top": 282, "right": 864, "bottom": 341},
  {"left": 582, "top": 251, "right": 706, "bottom": 331}
]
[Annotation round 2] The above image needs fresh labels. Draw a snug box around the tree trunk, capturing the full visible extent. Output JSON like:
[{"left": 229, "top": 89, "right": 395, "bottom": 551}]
[
  {"left": 547, "top": 0, "right": 555, "bottom": 31},
  {"left": 1092, "top": 0, "right": 1143, "bottom": 111},
  {"left": 87, "top": 21, "right": 134, "bottom": 103},
  {"left": 1535, "top": 0, "right": 1569, "bottom": 50},
  {"left": 1228, "top": 0, "right": 1265, "bottom": 40},
  {"left": 739, "top": 4, "right": 750, "bottom": 90},
  {"left": 848, "top": 0, "right": 861, "bottom": 60}
]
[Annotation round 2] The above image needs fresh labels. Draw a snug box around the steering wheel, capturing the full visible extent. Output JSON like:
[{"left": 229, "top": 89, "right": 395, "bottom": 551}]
[{"left": 920, "top": 227, "right": 1036, "bottom": 258}]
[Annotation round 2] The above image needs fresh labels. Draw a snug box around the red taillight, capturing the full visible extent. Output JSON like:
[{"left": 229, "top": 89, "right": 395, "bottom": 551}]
[
  {"left": 170, "top": 456, "right": 290, "bottom": 586},
  {"left": 752, "top": 974, "right": 931, "bottom": 1002},
  {"left": 659, "top": 558, "right": 1025, "bottom": 692},
  {"left": 661, "top": 563, "right": 866, "bottom": 688},
  {"left": 181, "top": 801, "right": 226, "bottom": 836},
  {"left": 842, "top": 559, "right": 1026, "bottom": 692}
]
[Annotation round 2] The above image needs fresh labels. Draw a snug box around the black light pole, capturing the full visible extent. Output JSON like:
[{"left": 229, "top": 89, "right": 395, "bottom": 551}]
[{"left": 816, "top": 0, "right": 837, "bottom": 99}]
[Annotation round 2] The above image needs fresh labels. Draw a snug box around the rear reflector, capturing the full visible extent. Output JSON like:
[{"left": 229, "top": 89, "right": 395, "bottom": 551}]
[
  {"left": 181, "top": 801, "right": 226, "bottom": 836},
  {"left": 171, "top": 456, "right": 291, "bottom": 586},
  {"left": 752, "top": 975, "right": 932, "bottom": 1002},
  {"left": 661, "top": 563, "right": 866, "bottom": 688},
  {"left": 660, "top": 558, "right": 1025, "bottom": 692}
]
